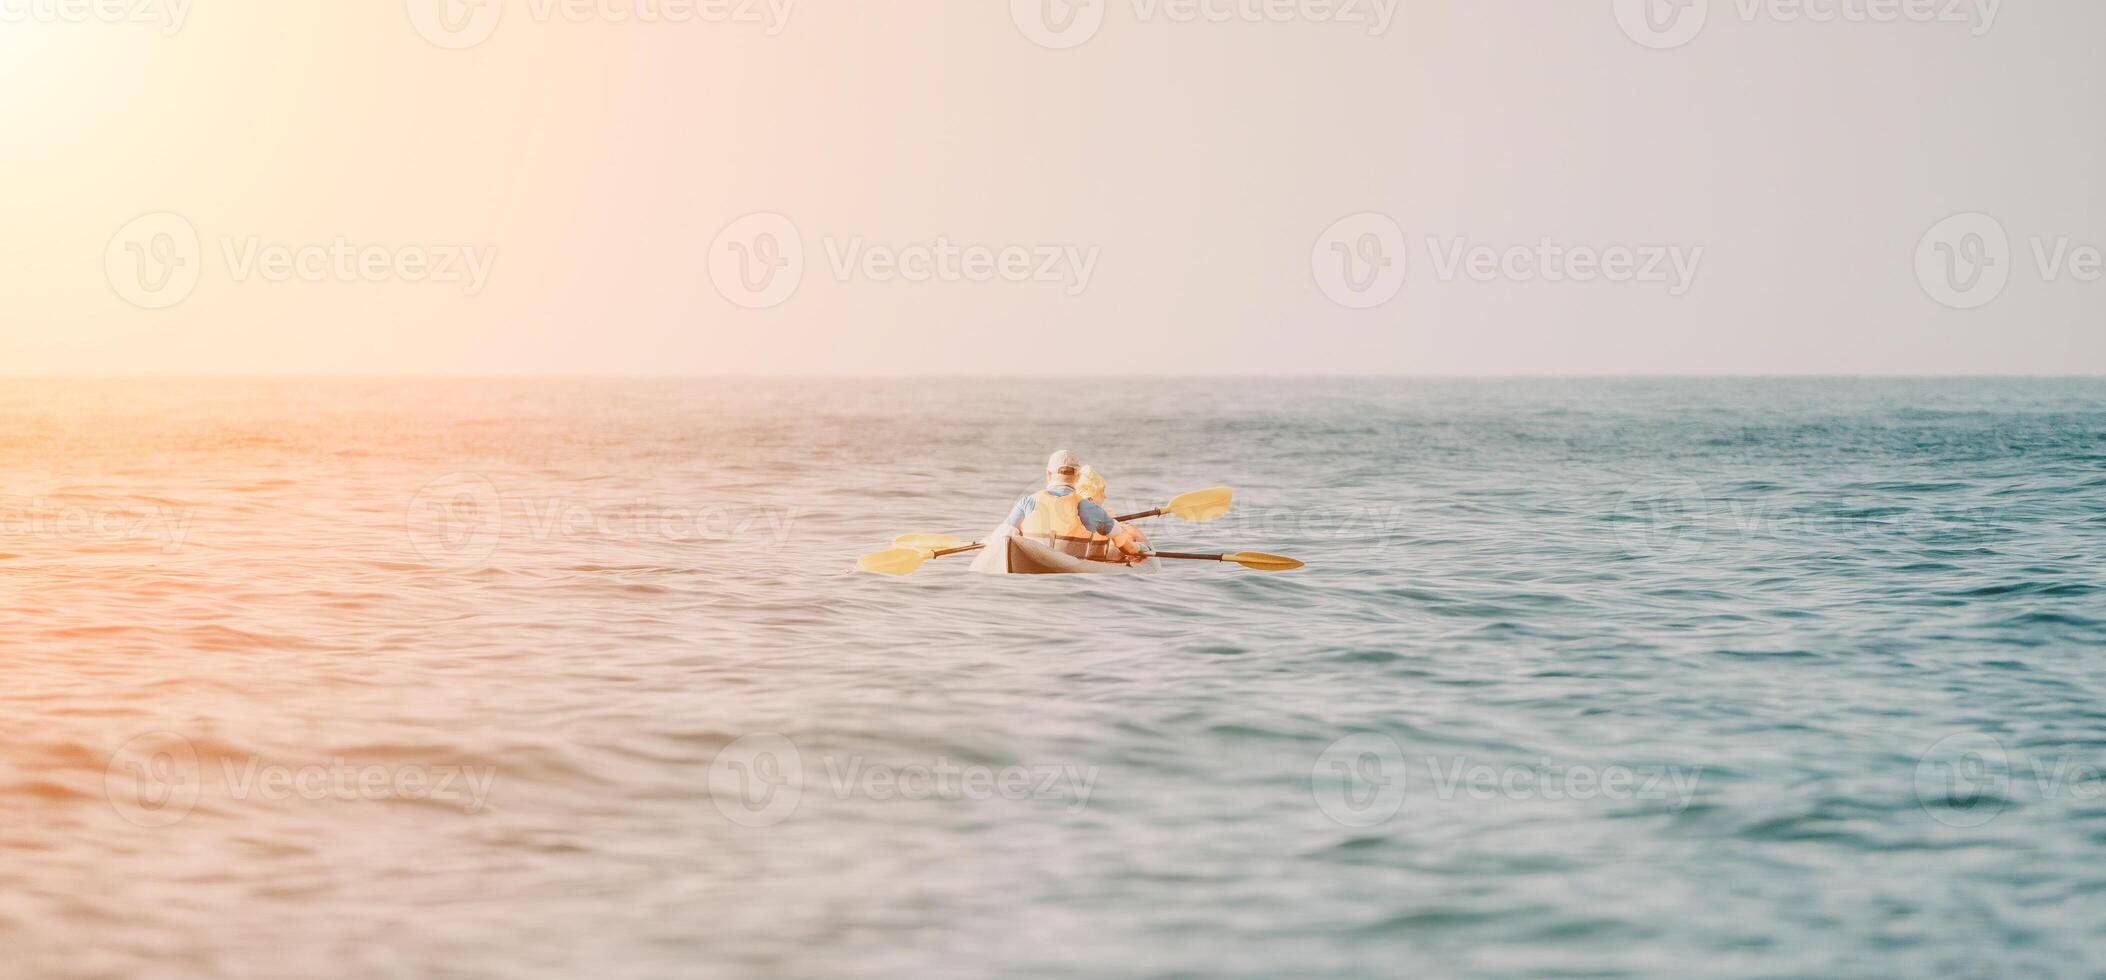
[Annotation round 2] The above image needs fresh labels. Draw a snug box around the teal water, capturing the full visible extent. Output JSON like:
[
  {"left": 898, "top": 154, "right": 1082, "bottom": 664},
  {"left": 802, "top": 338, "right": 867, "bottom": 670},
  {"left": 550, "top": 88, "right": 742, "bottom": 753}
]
[{"left": 3, "top": 378, "right": 2104, "bottom": 977}]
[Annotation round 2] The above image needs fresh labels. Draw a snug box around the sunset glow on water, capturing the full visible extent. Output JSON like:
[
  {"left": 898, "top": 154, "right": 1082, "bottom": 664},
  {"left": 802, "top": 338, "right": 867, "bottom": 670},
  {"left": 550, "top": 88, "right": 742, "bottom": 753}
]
[{"left": 8, "top": 1, "right": 2106, "bottom": 976}]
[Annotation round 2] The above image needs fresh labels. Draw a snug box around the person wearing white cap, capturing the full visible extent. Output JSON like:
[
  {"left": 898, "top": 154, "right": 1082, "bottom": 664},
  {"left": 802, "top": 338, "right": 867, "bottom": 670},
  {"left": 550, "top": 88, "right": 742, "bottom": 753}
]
[{"left": 1000, "top": 450, "right": 1133, "bottom": 562}]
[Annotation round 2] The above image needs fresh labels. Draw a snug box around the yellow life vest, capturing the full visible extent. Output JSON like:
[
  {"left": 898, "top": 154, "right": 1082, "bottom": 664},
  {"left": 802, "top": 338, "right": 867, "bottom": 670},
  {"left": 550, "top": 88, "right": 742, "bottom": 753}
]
[
  {"left": 1020, "top": 486, "right": 1147, "bottom": 561},
  {"left": 1019, "top": 489, "right": 1093, "bottom": 541}
]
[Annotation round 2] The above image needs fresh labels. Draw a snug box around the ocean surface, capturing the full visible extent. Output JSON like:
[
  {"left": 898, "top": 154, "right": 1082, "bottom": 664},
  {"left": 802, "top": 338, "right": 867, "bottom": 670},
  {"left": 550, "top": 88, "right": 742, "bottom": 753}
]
[{"left": 3, "top": 377, "right": 2104, "bottom": 979}]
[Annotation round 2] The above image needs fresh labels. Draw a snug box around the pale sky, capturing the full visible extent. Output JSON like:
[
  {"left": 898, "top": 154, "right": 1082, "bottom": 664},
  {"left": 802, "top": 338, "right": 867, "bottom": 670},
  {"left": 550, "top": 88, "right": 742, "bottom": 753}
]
[{"left": 2, "top": 1, "right": 2101, "bottom": 375}]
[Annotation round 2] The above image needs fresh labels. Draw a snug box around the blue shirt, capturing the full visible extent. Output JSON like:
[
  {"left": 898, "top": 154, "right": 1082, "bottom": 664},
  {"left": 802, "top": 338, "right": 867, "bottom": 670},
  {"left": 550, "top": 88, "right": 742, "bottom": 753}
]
[{"left": 1005, "top": 485, "right": 1117, "bottom": 536}]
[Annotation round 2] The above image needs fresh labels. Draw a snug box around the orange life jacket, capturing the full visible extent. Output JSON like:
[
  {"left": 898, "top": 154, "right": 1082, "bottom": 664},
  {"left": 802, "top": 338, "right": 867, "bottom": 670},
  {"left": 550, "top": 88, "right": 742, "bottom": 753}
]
[
  {"left": 1019, "top": 487, "right": 1149, "bottom": 560},
  {"left": 1018, "top": 489, "right": 1106, "bottom": 557}
]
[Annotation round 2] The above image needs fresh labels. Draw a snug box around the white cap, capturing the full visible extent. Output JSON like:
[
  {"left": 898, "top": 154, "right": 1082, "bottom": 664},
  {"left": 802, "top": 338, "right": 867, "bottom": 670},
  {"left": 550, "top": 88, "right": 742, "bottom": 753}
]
[{"left": 1045, "top": 450, "right": 1082, "bottom": 474}]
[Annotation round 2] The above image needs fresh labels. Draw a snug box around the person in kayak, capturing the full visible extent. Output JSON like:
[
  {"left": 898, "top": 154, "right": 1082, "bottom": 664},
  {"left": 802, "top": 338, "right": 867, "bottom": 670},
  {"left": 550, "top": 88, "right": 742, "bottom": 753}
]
[
  {"left": 1003, "top": 451, "right": 1150, "bottom": 564},
  {"left": 1002, "top": 448, "right": 1154, "bottom": 560},
  {"left": 1075, "top": 465, "right": 1152, "bottom": 560}
]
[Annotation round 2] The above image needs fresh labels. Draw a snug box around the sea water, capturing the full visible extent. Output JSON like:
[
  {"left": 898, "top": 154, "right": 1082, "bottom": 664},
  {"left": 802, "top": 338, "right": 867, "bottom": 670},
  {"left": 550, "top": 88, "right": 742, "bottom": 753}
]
[{"left": 3, "top": 378, "right": 2103, "bottom": 977}]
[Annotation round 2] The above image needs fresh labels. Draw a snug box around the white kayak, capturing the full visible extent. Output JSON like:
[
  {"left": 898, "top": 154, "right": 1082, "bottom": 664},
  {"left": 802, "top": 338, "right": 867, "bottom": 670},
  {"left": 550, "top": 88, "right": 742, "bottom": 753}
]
[{"left": 968, "top": 534, "right": 1160, "bottom": 575}]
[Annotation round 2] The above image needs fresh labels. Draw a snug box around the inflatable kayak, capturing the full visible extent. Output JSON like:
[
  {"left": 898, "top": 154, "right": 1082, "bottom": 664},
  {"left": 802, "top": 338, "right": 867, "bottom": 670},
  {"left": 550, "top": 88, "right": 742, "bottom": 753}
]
[{"left": 968, "top": 535, "right": 1161, "bottom": 575}]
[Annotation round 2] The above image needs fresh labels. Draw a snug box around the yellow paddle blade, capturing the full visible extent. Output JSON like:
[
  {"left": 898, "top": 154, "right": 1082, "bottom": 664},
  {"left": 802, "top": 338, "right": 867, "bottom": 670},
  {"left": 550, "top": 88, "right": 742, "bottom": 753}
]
[
  {"left": 1223, "top": 551, "right": 1302, "bottom": 572},
  {"left": 893, "top": 533, "right": 971, "bottom": 550},
  {"left": 1165, "top": 487, "right": 1233, "bottom": 522},
  {"left": 857, "top": 547, "right": 934, "bottom": 576}
]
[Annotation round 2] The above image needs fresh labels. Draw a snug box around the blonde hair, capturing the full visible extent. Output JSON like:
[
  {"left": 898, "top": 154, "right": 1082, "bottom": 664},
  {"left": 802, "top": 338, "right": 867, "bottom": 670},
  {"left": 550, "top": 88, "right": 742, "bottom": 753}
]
[{"left": 1075, "top": 465, "right": 1107, "bottom": 505}]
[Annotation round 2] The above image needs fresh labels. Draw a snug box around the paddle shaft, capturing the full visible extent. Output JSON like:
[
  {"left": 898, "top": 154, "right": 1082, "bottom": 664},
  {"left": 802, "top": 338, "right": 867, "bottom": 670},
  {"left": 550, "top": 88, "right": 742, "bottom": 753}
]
[
  {"left": 1151, "top": 552, "right": 1230, "bottom": 562},
  {"left": 1113, "top": 506, "right": 1164, "bottom": 522},
  {"left": 934, "top": 543, "right": 984, "bottom": 558}
]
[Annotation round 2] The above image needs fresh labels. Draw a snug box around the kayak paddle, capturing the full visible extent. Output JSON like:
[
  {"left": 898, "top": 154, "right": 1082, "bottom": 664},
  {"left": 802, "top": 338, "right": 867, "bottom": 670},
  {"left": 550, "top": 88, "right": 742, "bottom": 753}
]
[
  {"left": 860, "top": 540, "right": 1300, "bottom": 575},
  {"left": 1115, "top": 486, "right": 1232, "bottom": 524},
  {"left": 864, "top": 487, "right": 1240, "bottom": 576},
  {"left": 1152, "top": 551, "right": 1304, "bottom": 572},
  {"left": 857, "top": 540, "right": 984, "bottom": 576}
]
